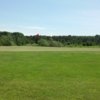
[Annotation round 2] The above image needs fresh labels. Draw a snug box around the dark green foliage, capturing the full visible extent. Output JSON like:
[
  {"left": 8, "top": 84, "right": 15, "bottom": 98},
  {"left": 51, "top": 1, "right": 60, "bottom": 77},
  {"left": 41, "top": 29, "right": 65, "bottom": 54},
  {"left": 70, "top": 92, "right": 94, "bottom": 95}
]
[
  {"left": 34, "top": 34, "right": 40, "bottom": 43},
  {"left": 95, "top": 35, "right": 100, "bottom": 45},
  {"left": 0, "top": 31, "right": 100, "bottom": 46},
  {"left": 0, "top": 31, "right": 15, "bottom": 46},
  {"left": 12, "top": 32, "right": 26, "bottom": 45},
  {"left": 38, "top": 38, "right": 64, "bottom": 47},
  {"left": 49, "top": 40, "right": 63, "bottom": 47},
  {"left": 38, "top": 38, "right": 50, "bottom": 46},
  {"left": 0, "top": 31, "right": 27, "bottom": 46},
  {"left": 0, "top": 36, "right": 12, "bottom": 46}
]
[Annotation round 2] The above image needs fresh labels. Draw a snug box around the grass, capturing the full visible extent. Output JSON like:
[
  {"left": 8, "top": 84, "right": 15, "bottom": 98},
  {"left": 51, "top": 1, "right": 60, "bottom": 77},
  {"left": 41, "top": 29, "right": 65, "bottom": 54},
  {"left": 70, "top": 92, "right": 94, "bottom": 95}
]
[
  {"left": 0, "top": 46, "right": 100, "bottom": 51},
  {"left": 0, "top": 47, "right": 100, "bottom": 100}
]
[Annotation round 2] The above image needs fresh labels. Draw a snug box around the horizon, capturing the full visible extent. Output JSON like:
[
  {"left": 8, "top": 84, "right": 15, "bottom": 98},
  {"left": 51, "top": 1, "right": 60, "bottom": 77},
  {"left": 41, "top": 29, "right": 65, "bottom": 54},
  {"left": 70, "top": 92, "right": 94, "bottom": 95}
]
[
  {"left": 0, "top": 0, "right": 100, "bottom": 36},
  {"left": 0, "top": 30, "right": 100, "bottom": 37}
]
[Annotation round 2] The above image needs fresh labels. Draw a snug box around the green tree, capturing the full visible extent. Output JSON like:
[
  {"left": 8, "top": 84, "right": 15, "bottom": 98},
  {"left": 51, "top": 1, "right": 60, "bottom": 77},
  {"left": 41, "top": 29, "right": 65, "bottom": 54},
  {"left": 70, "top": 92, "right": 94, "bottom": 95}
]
[
  {"left": 0, "top": 35, "right": 13, "bottom": 46},
  {"left": 12, "top": 32, "right": 26, "bottom": 45},
  {"left": 38, "top": 38, "right": 50, "bottom": 46}
]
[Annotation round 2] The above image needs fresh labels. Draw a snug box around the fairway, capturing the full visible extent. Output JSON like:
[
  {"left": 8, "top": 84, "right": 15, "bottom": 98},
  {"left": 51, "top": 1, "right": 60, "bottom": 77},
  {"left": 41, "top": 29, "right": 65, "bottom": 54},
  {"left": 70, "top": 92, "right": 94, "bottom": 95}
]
[
  {"left": 0, "top": 48, "right": 100, "bottom": 100},
  {"left": 0, "top": 46, "right": 100, "bottom": 51}
]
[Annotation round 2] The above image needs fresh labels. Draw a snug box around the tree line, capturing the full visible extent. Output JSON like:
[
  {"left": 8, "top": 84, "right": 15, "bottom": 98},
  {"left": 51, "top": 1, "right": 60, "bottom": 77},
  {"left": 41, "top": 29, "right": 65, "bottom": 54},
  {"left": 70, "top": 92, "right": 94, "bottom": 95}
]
[{"left": 0, "top": 31, "right": 100, "bottom": 47}]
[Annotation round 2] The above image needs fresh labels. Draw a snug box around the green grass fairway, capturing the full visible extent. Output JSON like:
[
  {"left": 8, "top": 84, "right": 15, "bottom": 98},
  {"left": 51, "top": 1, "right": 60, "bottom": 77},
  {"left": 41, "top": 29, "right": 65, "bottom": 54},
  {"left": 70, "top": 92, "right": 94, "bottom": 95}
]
[
  {"left": 0, "top": 46, "right": 100, "bottom": 51},
  {"left": 0, "top": 50, "right": 100, "bottom": 99}
]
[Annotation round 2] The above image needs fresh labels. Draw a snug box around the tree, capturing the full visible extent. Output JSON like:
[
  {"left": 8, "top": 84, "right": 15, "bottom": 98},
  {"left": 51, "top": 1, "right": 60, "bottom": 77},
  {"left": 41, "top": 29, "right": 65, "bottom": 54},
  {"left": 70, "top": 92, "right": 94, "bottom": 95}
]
[
  {"left": 12, "top": 32, "right": 26, "bottom": 45},
  {"left": 95, "top": 35, "right": 100, "bottom": 45},
  {"left": 34, "top": 34, "right": 40, "bottom": 43},
  {"left": 0, "top": 35, "right": 13, "bottom": 46},
  {"left": 38, "top": 38, "right": 49, "bottom": 46}
]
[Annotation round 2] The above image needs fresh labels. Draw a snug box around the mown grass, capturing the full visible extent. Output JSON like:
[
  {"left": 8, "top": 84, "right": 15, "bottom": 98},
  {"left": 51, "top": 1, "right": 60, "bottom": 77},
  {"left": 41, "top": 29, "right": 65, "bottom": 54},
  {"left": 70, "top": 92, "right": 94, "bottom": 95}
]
[
  {"left": 0, "top": 46, "right": 100, "bottom": 51},
  {"left": 0, "top": 51, "right": 100, "bottom": 100}
]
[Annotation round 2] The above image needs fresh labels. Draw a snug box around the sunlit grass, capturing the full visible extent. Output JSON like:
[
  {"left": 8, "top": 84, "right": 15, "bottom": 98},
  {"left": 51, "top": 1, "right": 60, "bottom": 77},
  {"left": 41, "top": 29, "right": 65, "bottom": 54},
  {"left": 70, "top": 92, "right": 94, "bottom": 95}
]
[{"left": 0, "top": 51, "right": 100, "bottom": 100}]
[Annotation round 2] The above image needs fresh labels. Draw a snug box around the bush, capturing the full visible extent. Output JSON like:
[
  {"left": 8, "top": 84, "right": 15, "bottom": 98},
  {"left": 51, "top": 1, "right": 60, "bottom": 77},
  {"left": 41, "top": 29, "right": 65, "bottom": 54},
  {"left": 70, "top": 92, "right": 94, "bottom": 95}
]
[
  {"left": 49, "top": 40, "right": 63, "bottom": 47},
  {"left": 38, "top": 39, "right": 50, "bottom": 46},
  {"left": 38, "top": 38, "right": 64, "bottom": 47},
  {"left": 0, "top": 36, "right": 14, "bottom": 46}
]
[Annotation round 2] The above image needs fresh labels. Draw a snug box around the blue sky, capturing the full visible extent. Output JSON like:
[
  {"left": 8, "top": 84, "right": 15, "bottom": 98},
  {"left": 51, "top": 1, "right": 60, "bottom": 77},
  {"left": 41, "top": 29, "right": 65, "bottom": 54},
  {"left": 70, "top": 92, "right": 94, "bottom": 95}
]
[{"left": 0, "top": 0, "right": 100, "bottom": 36}]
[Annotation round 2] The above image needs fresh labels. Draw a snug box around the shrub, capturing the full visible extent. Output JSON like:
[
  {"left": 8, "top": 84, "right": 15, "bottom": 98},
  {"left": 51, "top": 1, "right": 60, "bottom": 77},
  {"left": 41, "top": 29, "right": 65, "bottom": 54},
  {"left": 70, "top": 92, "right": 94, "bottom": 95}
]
[{"left": 38, "top": 39, "right": 50, "bottom": 46}]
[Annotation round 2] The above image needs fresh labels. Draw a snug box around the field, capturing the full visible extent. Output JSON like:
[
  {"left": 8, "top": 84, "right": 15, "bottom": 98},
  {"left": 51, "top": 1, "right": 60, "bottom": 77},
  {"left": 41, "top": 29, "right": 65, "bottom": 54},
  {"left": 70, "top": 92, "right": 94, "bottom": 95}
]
[{"left": 0, "top": 46, "right": 100, "bottom": 100}]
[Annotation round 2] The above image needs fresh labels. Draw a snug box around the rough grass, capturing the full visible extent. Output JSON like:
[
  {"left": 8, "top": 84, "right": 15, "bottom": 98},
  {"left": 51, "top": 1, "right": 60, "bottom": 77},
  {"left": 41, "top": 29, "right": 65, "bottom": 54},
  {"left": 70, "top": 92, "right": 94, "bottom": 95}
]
[
  {"left": 0, "top": 46, "right": 100, "bottom": 51},
  {"left": 0, "top": 49, "right": 100, "bottom": 100}
]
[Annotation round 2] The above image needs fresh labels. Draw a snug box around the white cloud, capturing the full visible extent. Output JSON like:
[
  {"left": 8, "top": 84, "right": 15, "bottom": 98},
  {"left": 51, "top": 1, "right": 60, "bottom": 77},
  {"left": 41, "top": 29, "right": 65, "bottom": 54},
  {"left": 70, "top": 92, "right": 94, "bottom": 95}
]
[
  {"left": 18, "top": 26, "right": 46, "bottom": 30},
  {"left": 0, "top": 25, "right": 47, "bottom": 36}
]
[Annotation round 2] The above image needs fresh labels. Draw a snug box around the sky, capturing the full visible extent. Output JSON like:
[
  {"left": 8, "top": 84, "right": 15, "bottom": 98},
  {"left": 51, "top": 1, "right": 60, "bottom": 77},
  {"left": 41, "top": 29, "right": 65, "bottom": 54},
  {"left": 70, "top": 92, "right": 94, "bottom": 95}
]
[{"left": 0, "top": 0, "right": 100, "bottom": 36}]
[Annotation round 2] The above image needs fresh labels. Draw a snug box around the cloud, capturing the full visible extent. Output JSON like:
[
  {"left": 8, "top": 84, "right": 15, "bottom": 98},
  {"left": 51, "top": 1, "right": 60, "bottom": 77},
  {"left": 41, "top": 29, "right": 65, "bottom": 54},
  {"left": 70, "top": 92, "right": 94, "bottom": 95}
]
[
  {"left": 0, "top": 25, "right": 47, "bottom": 35},
  {"left": 18, "top": 26, "right": 46, "bottom": 30}
]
